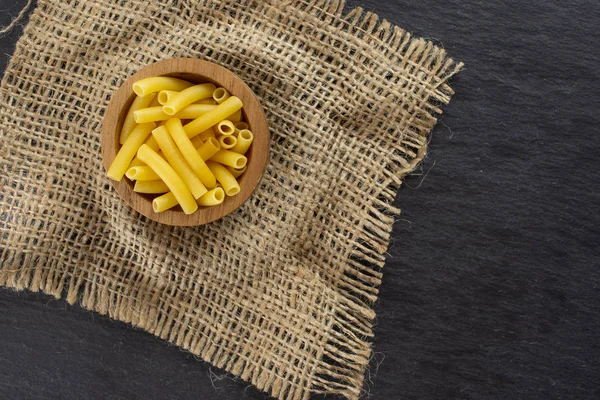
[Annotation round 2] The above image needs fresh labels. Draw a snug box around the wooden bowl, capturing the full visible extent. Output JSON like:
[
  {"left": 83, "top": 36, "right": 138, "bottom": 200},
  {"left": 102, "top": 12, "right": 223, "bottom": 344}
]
[{"left": 101, "top": 58, "right": 269, "bottom": 226}]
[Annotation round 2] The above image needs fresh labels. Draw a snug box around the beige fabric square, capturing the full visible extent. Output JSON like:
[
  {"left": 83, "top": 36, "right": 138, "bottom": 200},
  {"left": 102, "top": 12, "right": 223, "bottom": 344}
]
[{"left": 0, "top": 0, "right": 461, "bottom": 398}]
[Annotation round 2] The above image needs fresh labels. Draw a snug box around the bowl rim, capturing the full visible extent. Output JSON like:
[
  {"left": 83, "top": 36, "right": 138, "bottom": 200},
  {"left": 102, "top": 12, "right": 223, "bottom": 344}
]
[{"left": 101, "top": 58, "right": 270, "bottom": 226}]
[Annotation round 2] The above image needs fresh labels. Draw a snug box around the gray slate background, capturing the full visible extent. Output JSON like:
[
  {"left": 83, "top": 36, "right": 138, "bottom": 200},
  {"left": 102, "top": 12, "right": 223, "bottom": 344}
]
[{"left": 1, "top": 0, "right": 599, "bottom": 399}]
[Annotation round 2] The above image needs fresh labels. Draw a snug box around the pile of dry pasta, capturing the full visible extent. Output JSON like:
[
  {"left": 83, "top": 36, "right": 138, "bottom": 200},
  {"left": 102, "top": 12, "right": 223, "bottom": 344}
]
[{"left": 106, "top": 77, "right": 253, "bottom": 214}]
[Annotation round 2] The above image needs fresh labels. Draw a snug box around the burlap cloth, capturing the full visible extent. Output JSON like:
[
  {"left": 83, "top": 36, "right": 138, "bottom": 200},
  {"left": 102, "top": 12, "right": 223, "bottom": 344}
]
[{"left": 0, "top": 0, "right": 461, "bottom": 398}]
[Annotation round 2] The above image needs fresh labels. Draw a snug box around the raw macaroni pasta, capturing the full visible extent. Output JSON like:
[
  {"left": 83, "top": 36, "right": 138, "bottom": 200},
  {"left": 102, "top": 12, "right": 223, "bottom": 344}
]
[
  {"left": 136, "top": 144, "right": 198, "bottom": 214},
  {"left": 206, "top": 161, "right": 240, "bottom": 196},
  {"left": 218, "top": 135, "right": 237, "bottom": 150},
  {"left": 214, "top": 120, "right": 235, "bottom": 136},
  {"left": 162, "top": 83, "right": 216, "bottom": 115},
  {"left": 120, "top": 94, "right": 155, "bottom": 144},
  {"left": 152, "top": 126, "right": 207, "bottom": 199},
  {"left": 157, "top": 90, "right": 179, "bottom": 105},
  {"left": 106, "top": 75, "right": 255, "bottom": 213},
  {"left": 165, "top": 118, "right": 217, "bottom": 189},
  {"left": 107, "top": 122, "right": 155, "bottom": 181},
  {"left": 125, "top": 165, "right": 160, "bottom": 181},
  {"left": 132, "top": 77, "right": 193, "bottom": 97},
  {"left": 197, "top": 188, "right": 225, "bottom": 206},
  {"left": 231, "top": 129, "right": 253, "bottom": 155},
  {"left": 134, "top": 179, "right": 170, "bottom": 194}
]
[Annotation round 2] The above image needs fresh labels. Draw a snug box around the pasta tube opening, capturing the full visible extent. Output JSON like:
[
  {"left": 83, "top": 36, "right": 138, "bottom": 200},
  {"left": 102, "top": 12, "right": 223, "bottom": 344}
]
[
  {"left": 213, "top": 87, "right": 230, "bottom": 104},
  {"left": 219, "top": 135, "right": 237, "bottom": 149},
  {"left": 183, "top": 96, "right": 243, "bottom": 138},
  {"left": 231, "top": 129, "right": 253, "bottom": 155},
  {"left": 214, "top": 120, "right": 235, "bottom": 136},
  {"left": 126, "top": 166, "right": 160, "bottom": 181},
  {"left": 210, "top": 150, "right": 247, "bottom": 169},
  {"left": 152, "top": 192, "right": 178, "bottom": 213},
  {"left": 206, "top": 161, "right": 241, "bottom": 197},
  {"left": 196, "top": 187, "right": 225, "bottom": 206},
  {"left": 227, "top": 165, "right": 247, "bottom": 178},
  {"left": 158, "top": 90, "right": 178, "bottom": 105},
  {"left": 132, "top": 77, "right": 193, "bottom": 97},
  {"left": 196, "top": 137, "right": 221, "bottom": 161}
]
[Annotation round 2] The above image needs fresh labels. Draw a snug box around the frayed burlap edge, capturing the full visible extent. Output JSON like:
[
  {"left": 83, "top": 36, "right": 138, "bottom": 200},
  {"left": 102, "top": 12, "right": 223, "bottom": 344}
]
[{"left": 309, "top": 3, "right": 462, "bottom": 398}]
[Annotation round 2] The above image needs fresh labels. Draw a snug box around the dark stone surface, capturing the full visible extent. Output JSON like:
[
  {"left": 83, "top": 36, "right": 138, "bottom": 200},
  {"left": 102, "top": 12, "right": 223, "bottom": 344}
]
[{"left": 1, "top": 0, "right": 599, "bottom": 399}]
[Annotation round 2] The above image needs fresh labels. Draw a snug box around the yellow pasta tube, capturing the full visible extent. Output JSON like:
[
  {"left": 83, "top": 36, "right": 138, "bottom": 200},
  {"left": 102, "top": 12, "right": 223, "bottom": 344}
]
[
  {"left": 196, "top": 137, "right": 221, "bottom": 161},
  {"left": 152, "top": 192, "right": 179, "bottom": 212},
  {"left": 128, "top": 158, "right": 145, "bottom": 168},
  {"left": 231, "top": 129, "right": 253, "bottom": 155},
  {"left": 120, "top": 94, "right": 155, "bottom": 144},
  {"left": 218, "top": 135, "right": 237, "bottom": 150},
  {"left": 143, "top": 136, "right": 160, "bottom": 152},
  {"left": 158, "top": 90, "right": 179, "bottom": 105},
  {"left": 125, "top": 166, "right": 160, "bottom": 181},
  {"left": 134, "top": 106, "right": 169, "bottom": 123},
  {"left": 136, "top": 144, "right": 197, "bottom": 214},
  {"left": 196, "top": 187, "right": 225, "bottom": 207},
  {"left": 152, "top": 126, "right": 207, "bottom": 199},
  {"left": 190, "top": 135, "right": 205, "bottom": 149},
  {"left": 129, "top": 134, "right": 162, "bottom": 166},
  {"left": 175, "top": 104, "right": 216, "bottom": 119},
  {"left": 213, "top": 120, "right": 235, "bottom": 136},
  {"left": 197, "top": 129, "right": 215, "bottom": 141},
  {"left": 212, "top": 87, "right": 230, "bottom": 104},
  {"left": 233, "top": 121, "right": 249, "bottom": 135},
  {"left": 209, "top": 149, "right": 247, "bottom": 169},
  {"left": 134, "top": 104, "right": 217, "bottom": 123},
  {"left": 133, "top": 180, "right": 169, "bottom": 194},
  {"left": 107, "top": 122, "right": 156, "bottom": 181},
  {"left": 132, "top": 77, "right": 193, "bottom": 97},
  {"left": 227, "top": 165, "right": 247, "bottom": 178},
  {"left": 229, "top": 110, "right": 242, "bottom": 122},
  {"left": 165, "top": 118, "right": 216, "bottom": 188},
  {"left": 163, "top": 83, "right": 216, "bottom": 116},
  {"left": 196, "top": 98, "right": 217, "bottom": 105},
  {"left": 206, "top": 161, "right": 240, "bottom": 196},
  {"left": 183, "top": 96, "right": 243, "bottom": 138}
]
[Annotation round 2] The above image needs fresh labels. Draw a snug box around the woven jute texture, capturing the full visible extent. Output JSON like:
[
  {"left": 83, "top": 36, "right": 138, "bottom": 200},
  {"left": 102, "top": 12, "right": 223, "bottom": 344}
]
[{"left": 0, "top": 0, "right": 461, "bottom": 398}]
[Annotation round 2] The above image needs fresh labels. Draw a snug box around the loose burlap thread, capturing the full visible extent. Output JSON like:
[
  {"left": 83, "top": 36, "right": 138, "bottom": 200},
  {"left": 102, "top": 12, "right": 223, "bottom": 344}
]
[{"left": 0, "top": 0, "right": 461, "bottom": 398}]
